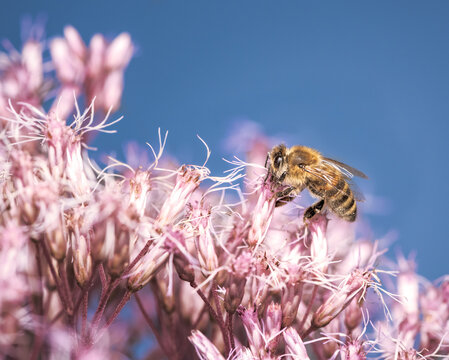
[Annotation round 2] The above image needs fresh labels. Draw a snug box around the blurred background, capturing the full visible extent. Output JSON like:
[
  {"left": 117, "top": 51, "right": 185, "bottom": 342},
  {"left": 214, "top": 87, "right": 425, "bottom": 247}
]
[{"left": 1, "top": 0, "right": 448, "bottom": 279}]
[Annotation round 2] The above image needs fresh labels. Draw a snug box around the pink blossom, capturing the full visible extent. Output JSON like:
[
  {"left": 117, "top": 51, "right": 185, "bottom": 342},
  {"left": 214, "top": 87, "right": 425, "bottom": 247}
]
[
  {"left": 50, "top": 26, "right": 133, "bottom": 119},
  {"left": 247, "top": 180, "right": 276, "bottom": 248},
  {"left": 0, "top": 39, "right": 47, "bottom": 118},
  {"left": 156, "top": 166, "right": 207, "bottom": 227},
  {"left": 1, "top": 23, "right": 448, "bottom": 360},
  {"left": 339, "top": 339, "right": 367, "bottom": 360},
  {"left": 187, "top": 201, "right": 219, "bottom": 273},
  {"left": 312, "top": 269, "right": 375, "bottom": 329}
]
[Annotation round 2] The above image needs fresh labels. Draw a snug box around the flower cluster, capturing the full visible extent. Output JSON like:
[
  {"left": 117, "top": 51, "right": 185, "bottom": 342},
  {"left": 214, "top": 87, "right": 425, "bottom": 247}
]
[{"left": 1, "top": 25, "right": 448, "bottom": 360}]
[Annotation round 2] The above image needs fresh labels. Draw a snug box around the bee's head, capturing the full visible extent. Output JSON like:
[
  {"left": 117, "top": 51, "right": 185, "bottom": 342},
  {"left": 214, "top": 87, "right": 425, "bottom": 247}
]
[{"left": 268, "top": 144, "right": 288, "bottom": 181}]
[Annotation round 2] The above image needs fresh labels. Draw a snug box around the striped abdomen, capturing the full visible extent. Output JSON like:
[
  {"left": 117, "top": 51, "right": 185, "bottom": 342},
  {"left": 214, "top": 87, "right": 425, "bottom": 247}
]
[{"left": 307, "top": 175, "right": 357, "bottom": 222}]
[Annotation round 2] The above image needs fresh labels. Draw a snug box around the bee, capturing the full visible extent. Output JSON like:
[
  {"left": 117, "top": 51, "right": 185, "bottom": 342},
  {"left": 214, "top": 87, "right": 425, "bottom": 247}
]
[{"left": 266, "top": 144, "right": 368, "bottom": 222}]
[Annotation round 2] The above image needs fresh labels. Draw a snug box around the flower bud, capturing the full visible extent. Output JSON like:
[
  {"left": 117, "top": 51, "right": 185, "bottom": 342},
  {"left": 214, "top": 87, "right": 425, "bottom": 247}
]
[
  {"left": 188, "top": 330, "right": 225, "bottom": 360},
  {"left": 127, "top": 240, "right": 169, "bottom": 292},
  {"left": 224, "top": 251, "right": 252, "bottom": 314},
  {"left": 264, "top": 302, "right": 282, "bottom": 353},
  {"left": 107, "top": 229, "right": 130, "bottom": 278},
  {"left": 87, "top": 34, "right": 107, "bottom": 77},
  {"left": 63, "top": 25, "right": 87, "bottom": 59},
  {"left": 312, "top": 269, "right": 372, "bottom": 329},
  {"left": 50, "top": 37, "right": 84, "bottom": 84},
  {"left": 22, "top": 41, "right": 43, "bottom": 91},
  {"left": 46, "top": 208, "right": 66, "bottom": 261},
  {"left": 47, "top": 227, "right": 66, "bottom": 261},
  {"left": 344, "top": 292, "right": 364, "bottom": 333},
  {"left": 44, "top": 257, "right": 59, "bottom": 291},
  {"left": 156, "top": 166, "right": 205, "bottom": 227},
  {"left": 247, "top": 182, "right": 276, "bottom": 247},
  {"left": 237, "top": 306, "right": 267, "bottom": 358},
  {"left": 102, "top": 70, "right": 124, "bottom": 112},
  {"left": 105, "top": 32, "right": 133, "bottom": 70},
  {"left": 283, "top": 327, "right": 310, "bottom": 360},
  {"left": 72, "top": 234, "right": 92, "bottom": 287},
  {"left": 281, "top": 282, "right": 303, "bottom": 327},
  {"left": 187, "top": 201, "right": 218, "bottom": 273},
  {"left": 154, "top": 275, "right": 175, "bottom": 314},
  {"left": 173, "top": 253, "right": 195, "bottom": 283}
]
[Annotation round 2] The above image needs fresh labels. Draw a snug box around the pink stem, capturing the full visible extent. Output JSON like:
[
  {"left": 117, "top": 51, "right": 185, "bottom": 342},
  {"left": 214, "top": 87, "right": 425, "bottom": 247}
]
[
  {"left": 72, "top": 265, "right": 97, "bottom": 320},
  {"left": 58, "top": 261, "right": 74, "bottom": 313},
  {"left": 301, "top": 324, "right": 316, "bottom": 339},
  {"left": 212, "top": 280, "right": 230, "bottom": 355},
  {"left": 99, "top": 263, "right": 107, "bottom": 289},
  {"left": 90, "top": 239, "right": 154, "bottom": 337},
  {"left": 191, "top": 280, "right": 230, "bottom": 355},
  {"left": 103, "top": 290, "right": 132, "bottom": 330},
  {"left": 33, "top": 242, "right": 44, "bottom": 315},
  {"left": 90, "top": 280, "right": 112, "bottom": 334},
  {"left": 135, "top": 293, "right": 172, "bottom": 357},
  {"left": 190, "top": 281, "right": 219, "bottom": 322},
  {"left": 227, "top": 312, "right": 235, "bottom": 351},
  {"left": 212, "top": 280, "right": 224, "bottom": 322}
]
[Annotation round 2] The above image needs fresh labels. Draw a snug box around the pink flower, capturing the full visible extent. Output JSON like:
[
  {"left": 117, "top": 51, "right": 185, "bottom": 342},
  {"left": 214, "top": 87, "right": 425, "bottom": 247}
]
[
  {"left": 187, "top": 201, "right": 219, "bottom": 273},
  {"left": 0, "top": 39, "right": 48, "bottom": 119},
  {"left": 237, "top": 306, "right": 267, "bottom": 358},
  {"left": 156, "top": 165, "right": 207, "bottom": 227},
  {"left": 312, "top": 269, "right": 375, "bottom": 330},
  {"left": 247, "top": 180, "right": 276, "bottom": 248},
  {"left": 339, "top": 339, "right": 367, "bottom": 360},
  {"left": 50, "top": 26, "right": 133, "bottom": 119},
  {"left": 127, "top": 233, "right": 170, "bottom": 292},
  {"left": 2, "top": 23, "right": 449, "bottom": 360},
  {"left": 264, "top": 302, "right": 282, "bottom": 352}
]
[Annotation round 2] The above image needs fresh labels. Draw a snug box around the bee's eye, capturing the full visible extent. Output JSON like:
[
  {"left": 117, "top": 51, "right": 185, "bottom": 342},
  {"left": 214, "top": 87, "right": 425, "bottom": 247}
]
[{"left": 274, "top": 155, "right": 282, "bottom": 168}]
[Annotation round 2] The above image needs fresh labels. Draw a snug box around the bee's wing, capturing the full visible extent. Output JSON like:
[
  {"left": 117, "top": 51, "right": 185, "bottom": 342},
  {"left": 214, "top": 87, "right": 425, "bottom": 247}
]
[
  {"left": 345, "top": 178, "right": 365, "bottom": 201},
  {"left": 302, "top": 161, "right": 366, "bottom": 201},
  {"left": 322, "top": 157, "right": 368, "bottom": 180}
]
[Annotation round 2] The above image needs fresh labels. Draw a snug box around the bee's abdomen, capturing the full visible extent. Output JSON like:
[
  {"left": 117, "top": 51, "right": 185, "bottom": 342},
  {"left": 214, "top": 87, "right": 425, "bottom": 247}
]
[{"left": 326, "top": 177, "right": 357, "bottom": 222}]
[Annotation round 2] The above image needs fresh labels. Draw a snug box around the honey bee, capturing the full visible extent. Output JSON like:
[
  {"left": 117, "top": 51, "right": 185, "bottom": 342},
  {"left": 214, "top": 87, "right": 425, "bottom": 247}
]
[{"left": 266, "top": 144, "right": 368, "bottom": 222}]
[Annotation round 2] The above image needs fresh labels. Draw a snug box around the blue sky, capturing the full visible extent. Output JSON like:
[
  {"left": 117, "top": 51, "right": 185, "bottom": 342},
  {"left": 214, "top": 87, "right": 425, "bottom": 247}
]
[{"left": 2, "top": 1, "right": 449, "bottom": 279}]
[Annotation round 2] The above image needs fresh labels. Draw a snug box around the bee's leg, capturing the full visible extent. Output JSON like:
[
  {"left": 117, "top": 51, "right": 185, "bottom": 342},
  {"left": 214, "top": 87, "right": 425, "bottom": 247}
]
[
  {"left": 275, "top": 186, "right": 296, "bottom": 207},
  {"left": 278, "top": 172, "right": 286, "bottom": 182},
  {"left": 264, "top": 153, "right": 270, "bottom": 182},
  {"left": 276, "top": 196, "right": 296, "bottom": 207},
  {"left": 264, "top": 153, "right": 269, "bottom": 168},
  {"left": 303, "top": 199, "right": 325, "bottom": 220}
]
